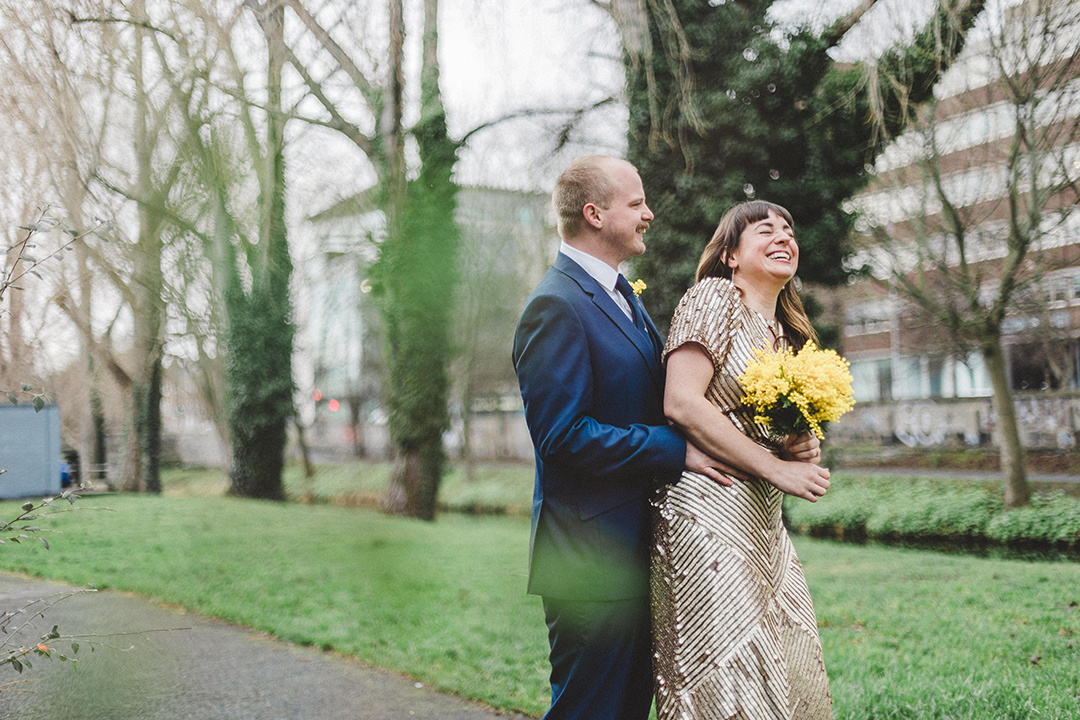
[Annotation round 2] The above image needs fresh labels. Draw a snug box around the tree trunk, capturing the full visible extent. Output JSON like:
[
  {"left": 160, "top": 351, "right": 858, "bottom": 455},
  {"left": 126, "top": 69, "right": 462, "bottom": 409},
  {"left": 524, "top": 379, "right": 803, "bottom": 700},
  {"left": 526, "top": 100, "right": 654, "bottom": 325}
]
[
  {"left": 227, "top": 0, "right": 293, "bottom": 501},
  {"left": 90, "top": 380, "right": 107, "bottom": 483},
  {"left": 982, "top": 336, "right": 1031, "bottom": 508},
  {"left": 461, "top": 390, "right": 475, "bottom": 484},
  {"left": 118, "top": 399, "right": 145, "bottom": 492},
  {"left": 348, "top": 396, "right": 365, "bottom": 458},
  {"left": 379, "top": 0, "right": 458, "bottom": 521},
  {"left": 77, "top": 240, "right": 107, "bottom": 488},
  {"left": 131, "top": 0, "right": 164, "bottom": 494}
]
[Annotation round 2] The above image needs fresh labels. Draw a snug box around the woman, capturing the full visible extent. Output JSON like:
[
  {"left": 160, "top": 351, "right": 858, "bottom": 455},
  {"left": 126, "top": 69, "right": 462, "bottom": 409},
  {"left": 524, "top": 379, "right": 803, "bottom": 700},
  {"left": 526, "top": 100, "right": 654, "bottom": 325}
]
[{"left": 653, "top": 201, "right": 833, "bottom": 720}]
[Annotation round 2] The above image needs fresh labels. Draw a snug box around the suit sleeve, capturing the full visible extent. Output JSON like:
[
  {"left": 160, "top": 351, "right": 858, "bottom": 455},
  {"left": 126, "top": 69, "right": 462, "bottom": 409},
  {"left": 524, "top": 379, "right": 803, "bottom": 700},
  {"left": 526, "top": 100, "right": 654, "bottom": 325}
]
[{"left": 513, "top": 292, "right": 686, "bottom": 481}]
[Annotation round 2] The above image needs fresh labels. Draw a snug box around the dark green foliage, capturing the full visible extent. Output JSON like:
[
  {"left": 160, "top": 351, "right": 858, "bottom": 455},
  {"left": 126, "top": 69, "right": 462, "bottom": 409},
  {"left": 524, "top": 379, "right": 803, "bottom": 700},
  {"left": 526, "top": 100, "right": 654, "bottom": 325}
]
[
  {"left": 987, "top": 492, "right": 1080, "bottom": 545},
  {"left": 225, "top": 145, "right": 294, "bottom": 501},
  {"left": 224, "top": 273, "right": 294, "bottom": 501},
  {"left": 626, "top": 0, "right": 986, "bottom": 334},
  {"left": 372, "top": 105, "right": 459, "bottom": 520},
  {"left": 785, "top": 474, "right": 1080, "bottom": 548}
]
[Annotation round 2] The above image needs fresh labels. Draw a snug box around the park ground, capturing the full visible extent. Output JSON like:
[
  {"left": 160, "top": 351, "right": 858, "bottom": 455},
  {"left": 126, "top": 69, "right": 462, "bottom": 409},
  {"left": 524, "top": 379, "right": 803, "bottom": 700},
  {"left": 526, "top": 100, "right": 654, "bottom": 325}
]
[{"left": 0, "top": 460, "right": 1077, "bottom": 719}]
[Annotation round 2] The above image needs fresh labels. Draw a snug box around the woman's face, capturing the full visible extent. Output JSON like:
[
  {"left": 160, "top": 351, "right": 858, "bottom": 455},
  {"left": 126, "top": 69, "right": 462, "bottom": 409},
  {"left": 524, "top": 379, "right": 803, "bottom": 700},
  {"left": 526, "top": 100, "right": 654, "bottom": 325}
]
[{"left": 727, "top": 210, "right": 798, "bottom": 287}]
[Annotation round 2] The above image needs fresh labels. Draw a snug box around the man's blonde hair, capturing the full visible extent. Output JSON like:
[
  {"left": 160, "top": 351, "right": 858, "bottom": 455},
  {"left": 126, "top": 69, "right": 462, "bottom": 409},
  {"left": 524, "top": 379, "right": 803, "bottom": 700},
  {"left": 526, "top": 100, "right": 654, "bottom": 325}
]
[{"left": 552, "top": 156, "right": 632, "bottom": 238}]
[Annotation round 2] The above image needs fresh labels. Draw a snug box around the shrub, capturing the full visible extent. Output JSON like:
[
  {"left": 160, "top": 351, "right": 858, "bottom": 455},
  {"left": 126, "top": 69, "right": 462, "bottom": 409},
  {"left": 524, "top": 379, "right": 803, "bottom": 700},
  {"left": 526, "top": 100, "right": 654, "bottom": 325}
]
[
  {"left": 784, "top": 475, "right": 1078, "bottom": 549},
  {"left": 986, "top": 492, "right": 1080, "bottom": 545}
]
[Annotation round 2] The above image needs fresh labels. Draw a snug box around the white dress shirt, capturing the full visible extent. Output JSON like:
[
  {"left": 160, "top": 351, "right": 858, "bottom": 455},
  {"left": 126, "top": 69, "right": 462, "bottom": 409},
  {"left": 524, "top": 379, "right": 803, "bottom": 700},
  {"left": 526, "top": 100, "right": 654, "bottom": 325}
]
[{"left": 559, "top": 242, "right": 635, "bottom": 322}]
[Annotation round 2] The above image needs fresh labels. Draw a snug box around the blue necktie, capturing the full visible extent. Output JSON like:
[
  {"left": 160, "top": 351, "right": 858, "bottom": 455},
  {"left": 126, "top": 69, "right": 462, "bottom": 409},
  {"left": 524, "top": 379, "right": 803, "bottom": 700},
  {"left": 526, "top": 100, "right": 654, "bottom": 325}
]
[{"left": 615, "top": 274, "right": 647, "bottom": 335}]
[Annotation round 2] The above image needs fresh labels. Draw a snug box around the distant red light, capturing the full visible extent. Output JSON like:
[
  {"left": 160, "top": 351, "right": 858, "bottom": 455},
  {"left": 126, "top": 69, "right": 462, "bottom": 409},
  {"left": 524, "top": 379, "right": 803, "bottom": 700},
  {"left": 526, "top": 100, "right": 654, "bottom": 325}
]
[
  {"left": 328, "top": 399, "right": 340, "bottom": 412},
  {"left": 312, "top": 389, "right": 323, "bottom": 401}
]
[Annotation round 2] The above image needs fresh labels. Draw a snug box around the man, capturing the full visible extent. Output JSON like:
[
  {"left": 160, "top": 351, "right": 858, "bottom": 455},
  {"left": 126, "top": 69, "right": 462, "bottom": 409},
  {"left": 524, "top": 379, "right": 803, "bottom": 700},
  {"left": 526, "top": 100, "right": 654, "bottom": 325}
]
[{"left": 512, "top": 155, "right": 730, "bottom": 720}]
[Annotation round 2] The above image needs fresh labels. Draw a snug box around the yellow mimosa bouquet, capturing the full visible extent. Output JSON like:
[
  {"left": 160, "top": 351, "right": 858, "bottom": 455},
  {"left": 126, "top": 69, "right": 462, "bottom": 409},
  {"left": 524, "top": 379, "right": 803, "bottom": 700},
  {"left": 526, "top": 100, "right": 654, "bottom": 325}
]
[{"left": 738, "top": 341, "right": 855, "bottom": 439}]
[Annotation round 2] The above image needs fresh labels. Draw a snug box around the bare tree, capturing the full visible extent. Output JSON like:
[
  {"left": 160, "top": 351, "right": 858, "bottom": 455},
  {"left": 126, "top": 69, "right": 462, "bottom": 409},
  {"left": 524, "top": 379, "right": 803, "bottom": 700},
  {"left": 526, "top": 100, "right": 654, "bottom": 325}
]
[
  {"left": 858, "top": 0, "right": 1080, "bottom": 507},
  {"left": 0, "top": 0, "right": 134, "bottom": 488},
  {"left": 267, "top": 0, "right": 460, "bottom": 519}
]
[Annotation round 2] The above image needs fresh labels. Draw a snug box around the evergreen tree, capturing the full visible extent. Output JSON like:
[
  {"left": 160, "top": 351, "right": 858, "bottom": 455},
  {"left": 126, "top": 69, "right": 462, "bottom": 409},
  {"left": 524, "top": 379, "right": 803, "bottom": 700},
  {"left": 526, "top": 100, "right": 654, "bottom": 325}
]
[{"left": 621, "top": 0, "right": 988, "bottom": 339}]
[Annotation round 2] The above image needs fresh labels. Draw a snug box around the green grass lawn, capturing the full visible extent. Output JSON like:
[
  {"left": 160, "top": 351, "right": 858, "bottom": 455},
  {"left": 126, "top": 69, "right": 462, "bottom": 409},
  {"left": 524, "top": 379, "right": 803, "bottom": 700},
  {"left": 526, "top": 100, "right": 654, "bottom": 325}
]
[
  {"left": 162, "top": 461, "right": 535, "bottom": 515},
  {"left": 1, "top": 470, "right": 1078, "bottom": 718}
]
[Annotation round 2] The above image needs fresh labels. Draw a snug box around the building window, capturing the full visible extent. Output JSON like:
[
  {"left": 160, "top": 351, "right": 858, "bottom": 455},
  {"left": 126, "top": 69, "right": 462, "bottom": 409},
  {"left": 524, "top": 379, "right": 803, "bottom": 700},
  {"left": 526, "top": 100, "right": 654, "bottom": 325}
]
[
  {"left": 928, "top": 357, "right": 945, "bottom": 397},
  {"left": 844, "top": 299, "right": 895, "bottom": 337},
  {"left": 1047, "top": 275, "right": 1070, "bottom": 304},
  {"left": 955, "top": 352, "right": 992, "bottom": 397},
  {"left": 850, "top": 358, "right": 893, "bottom": 402}
]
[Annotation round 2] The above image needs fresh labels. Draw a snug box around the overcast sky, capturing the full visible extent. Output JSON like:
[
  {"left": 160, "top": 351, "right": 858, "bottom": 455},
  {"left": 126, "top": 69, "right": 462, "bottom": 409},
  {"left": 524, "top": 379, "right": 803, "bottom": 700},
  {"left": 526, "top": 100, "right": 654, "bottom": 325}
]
[
  {"left": 432, "top": 0, "right": 958, "bottom": 191},
  {"left": 284, "top": 0, "right": 980, "bottom": 222}
]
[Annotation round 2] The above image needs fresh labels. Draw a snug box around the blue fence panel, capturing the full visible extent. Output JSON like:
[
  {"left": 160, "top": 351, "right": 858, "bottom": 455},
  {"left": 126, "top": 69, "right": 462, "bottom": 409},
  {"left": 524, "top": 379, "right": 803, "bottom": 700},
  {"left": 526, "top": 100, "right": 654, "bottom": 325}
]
[{"left": 0, "top": 404, "right": 62, "bottom": 499}]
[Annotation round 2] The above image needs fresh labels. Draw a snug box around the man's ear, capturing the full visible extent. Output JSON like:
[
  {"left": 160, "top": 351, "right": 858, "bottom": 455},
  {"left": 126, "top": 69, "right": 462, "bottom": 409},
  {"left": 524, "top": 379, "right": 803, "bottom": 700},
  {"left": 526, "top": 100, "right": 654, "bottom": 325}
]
[{"left": 583, "top": 203, "right": 603, "bottom": 230}]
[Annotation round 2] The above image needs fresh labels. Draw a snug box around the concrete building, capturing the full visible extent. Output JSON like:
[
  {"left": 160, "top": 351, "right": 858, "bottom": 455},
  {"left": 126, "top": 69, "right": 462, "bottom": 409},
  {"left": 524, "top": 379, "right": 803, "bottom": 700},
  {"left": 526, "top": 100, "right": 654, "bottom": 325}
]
[
  {"left": 825, "top": 0, "right": 1080, "bottom": 449},
  {"left": 293, "top": 185, "right": 557, "bottom": 462}
]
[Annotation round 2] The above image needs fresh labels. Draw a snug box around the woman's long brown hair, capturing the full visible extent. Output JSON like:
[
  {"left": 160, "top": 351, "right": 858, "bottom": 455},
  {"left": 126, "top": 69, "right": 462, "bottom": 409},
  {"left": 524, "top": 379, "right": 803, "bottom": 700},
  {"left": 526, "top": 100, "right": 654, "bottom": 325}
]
[{"left": 696, "top": 200, "right": 818, "bottom": 350}]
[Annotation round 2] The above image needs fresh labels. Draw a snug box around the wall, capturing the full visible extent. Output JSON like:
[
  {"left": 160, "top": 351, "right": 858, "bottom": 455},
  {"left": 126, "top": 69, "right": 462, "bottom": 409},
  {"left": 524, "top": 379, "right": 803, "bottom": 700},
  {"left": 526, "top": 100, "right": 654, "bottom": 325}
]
[
  {"left": 0, "top": 404, "right": 62, "bottom": 499},
  {"left": 829, "top": 392, "right": 1080, "bottom": 450}
]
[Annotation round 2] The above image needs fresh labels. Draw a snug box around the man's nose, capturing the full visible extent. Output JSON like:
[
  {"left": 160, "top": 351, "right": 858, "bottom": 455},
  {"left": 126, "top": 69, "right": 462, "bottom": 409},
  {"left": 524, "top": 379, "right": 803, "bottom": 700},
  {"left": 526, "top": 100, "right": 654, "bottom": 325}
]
[{"left": 642, "top": 204, "right": 654, "bottom": 221}]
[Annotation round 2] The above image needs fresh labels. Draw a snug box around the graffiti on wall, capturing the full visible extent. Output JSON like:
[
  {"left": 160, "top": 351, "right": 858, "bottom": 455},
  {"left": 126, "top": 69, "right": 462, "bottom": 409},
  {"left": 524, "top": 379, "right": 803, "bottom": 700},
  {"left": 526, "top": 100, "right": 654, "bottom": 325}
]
[
  {"left": 831, "top": 394, "right": 1080, "bottom": 449},
  {"left": 893, "top": 402, "right": 948, "bottom": 447}
]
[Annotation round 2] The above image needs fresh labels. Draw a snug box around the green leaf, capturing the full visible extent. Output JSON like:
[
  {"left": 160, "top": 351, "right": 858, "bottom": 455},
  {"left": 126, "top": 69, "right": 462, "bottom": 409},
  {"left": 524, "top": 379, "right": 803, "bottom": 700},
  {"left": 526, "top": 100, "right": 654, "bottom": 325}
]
[
  {"left": 12, "top": 658, "right": 22, "bottom": 673},
  {"left": 70, "top": 642, "right": 79, "bottom": 654},
  {"left": 20, "top": 383, "right": 33, "bottom": 391},
  {"left": 6, "top": 393, "right": 17, "bottom": 405},
  {"left": 20, "top": 502, "right": 33, "bottom": 512},
  {"left": 32, "top": 396, "right": 44, "bottom": 413}
]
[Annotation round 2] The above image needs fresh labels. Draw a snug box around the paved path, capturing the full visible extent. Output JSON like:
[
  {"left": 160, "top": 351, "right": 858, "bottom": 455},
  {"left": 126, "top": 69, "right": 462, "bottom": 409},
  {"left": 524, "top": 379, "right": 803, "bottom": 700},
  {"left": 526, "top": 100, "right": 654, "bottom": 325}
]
[{"left": 0, "top": 572, "right": 531, "bottom": 720}]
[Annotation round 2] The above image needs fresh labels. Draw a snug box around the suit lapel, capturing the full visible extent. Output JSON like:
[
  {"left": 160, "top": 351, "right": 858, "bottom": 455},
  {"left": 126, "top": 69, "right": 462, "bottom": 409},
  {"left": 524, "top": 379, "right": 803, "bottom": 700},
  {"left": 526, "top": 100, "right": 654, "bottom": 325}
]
[{"left": 554, "top": 254, "right": 664, "bottom": 388}]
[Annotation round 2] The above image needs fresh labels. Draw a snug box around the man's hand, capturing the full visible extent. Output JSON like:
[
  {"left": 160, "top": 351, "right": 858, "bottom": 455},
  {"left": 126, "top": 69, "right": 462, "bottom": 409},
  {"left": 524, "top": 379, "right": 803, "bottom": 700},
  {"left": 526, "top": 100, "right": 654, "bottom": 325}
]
[
  {"left": 782, "top": 432, "right": 822, "bottom": 465},
  {"left": 684, "top": 442, "right": 748, "bottom": 486}
]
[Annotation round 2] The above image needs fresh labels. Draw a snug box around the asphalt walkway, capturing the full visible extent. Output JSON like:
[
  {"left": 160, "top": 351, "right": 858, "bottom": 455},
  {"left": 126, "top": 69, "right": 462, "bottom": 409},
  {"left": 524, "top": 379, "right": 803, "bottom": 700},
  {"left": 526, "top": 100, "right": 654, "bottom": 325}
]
[{"left": 0, "top": 572, "right": 530, "bottom": 720}]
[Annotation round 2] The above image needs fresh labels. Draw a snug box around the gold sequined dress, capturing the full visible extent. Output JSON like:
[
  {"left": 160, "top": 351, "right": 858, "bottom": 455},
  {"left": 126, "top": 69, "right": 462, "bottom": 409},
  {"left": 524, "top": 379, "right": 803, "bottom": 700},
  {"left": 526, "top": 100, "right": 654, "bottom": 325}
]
[{"left": 652, "top": 277, "right": 831, "bottom": 720}]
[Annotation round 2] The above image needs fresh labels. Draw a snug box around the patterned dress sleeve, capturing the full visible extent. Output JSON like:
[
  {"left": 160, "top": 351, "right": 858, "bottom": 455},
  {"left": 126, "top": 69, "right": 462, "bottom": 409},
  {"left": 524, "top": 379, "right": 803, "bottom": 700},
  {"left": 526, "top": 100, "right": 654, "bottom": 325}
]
[{"left": 662, "top": 276, "right": 740, "bottom": 374}]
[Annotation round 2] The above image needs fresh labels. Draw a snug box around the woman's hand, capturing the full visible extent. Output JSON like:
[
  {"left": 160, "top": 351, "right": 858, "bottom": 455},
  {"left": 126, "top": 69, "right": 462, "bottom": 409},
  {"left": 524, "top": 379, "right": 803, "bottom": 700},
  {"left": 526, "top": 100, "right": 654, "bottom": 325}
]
[
  {"left": 766, "top": 460, "right": 830, "bottom": 501},
  {"left": 782, "top": 432, "right": 821, "bottom": 465}
]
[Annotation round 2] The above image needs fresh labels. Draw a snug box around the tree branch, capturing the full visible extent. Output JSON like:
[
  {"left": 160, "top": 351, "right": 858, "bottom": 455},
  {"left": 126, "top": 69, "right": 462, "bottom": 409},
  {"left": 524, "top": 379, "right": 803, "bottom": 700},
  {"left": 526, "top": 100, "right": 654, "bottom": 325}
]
[
  {"left": 279, "top": 0, "right": 379, "bottom": 105},
  {"left": 457, "top": 96, "right": 619, "bottom": 146},
  {"left": 821, "top": 0, "right": 880, "bottom": 50}
]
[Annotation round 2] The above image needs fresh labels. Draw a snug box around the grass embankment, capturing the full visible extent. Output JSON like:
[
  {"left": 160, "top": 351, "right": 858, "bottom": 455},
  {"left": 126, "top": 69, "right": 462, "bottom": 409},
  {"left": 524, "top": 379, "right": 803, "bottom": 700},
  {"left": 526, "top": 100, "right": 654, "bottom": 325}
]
[
  {"left": 788, "top": 473, "right": 1080, "bottom": 551},
  {"left": 0, "top": 464, "right": 1078, "bottom": 718},
  {"left": 163, "top": 462, "right": 535, "bottom": 516}
]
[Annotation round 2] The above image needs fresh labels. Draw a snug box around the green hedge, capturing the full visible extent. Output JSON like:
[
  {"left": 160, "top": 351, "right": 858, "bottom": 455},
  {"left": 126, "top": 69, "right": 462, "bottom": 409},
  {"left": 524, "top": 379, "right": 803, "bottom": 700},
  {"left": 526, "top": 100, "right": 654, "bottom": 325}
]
[{"left": 785, "top": 475, "right": 1080, "bottom": 548}]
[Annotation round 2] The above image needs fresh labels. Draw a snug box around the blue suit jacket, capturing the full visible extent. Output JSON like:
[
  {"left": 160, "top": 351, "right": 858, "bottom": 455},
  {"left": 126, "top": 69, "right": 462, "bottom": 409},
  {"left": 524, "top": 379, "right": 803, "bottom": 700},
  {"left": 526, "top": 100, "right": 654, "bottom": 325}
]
[{"left": 513, "top": 253, "right": 686, "bottom": 601}]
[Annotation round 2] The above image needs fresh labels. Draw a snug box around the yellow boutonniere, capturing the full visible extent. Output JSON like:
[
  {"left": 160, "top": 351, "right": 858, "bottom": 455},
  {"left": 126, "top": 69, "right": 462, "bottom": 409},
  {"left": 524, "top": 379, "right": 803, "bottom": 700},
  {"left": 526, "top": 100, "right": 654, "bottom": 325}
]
[{"left": 629, "top": 279, "right": 646, "bottom": 296}]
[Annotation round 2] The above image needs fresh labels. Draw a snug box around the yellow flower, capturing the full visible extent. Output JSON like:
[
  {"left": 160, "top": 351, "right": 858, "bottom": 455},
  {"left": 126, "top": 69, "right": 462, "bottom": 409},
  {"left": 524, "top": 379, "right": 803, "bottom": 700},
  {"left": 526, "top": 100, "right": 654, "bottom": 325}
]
[
  {"left": 629, "top": 279, "right": 646, "bottom": 296},
  {"left": 738, "top": 341, "right": 855, "bottom": 439}
]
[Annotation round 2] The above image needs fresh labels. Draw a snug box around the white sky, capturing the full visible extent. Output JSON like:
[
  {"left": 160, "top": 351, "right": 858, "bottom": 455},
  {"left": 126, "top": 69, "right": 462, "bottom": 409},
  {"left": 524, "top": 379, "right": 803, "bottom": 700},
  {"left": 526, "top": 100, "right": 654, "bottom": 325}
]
[{"left": 430, "top": 0, "right": 956, "bottom": 192}]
